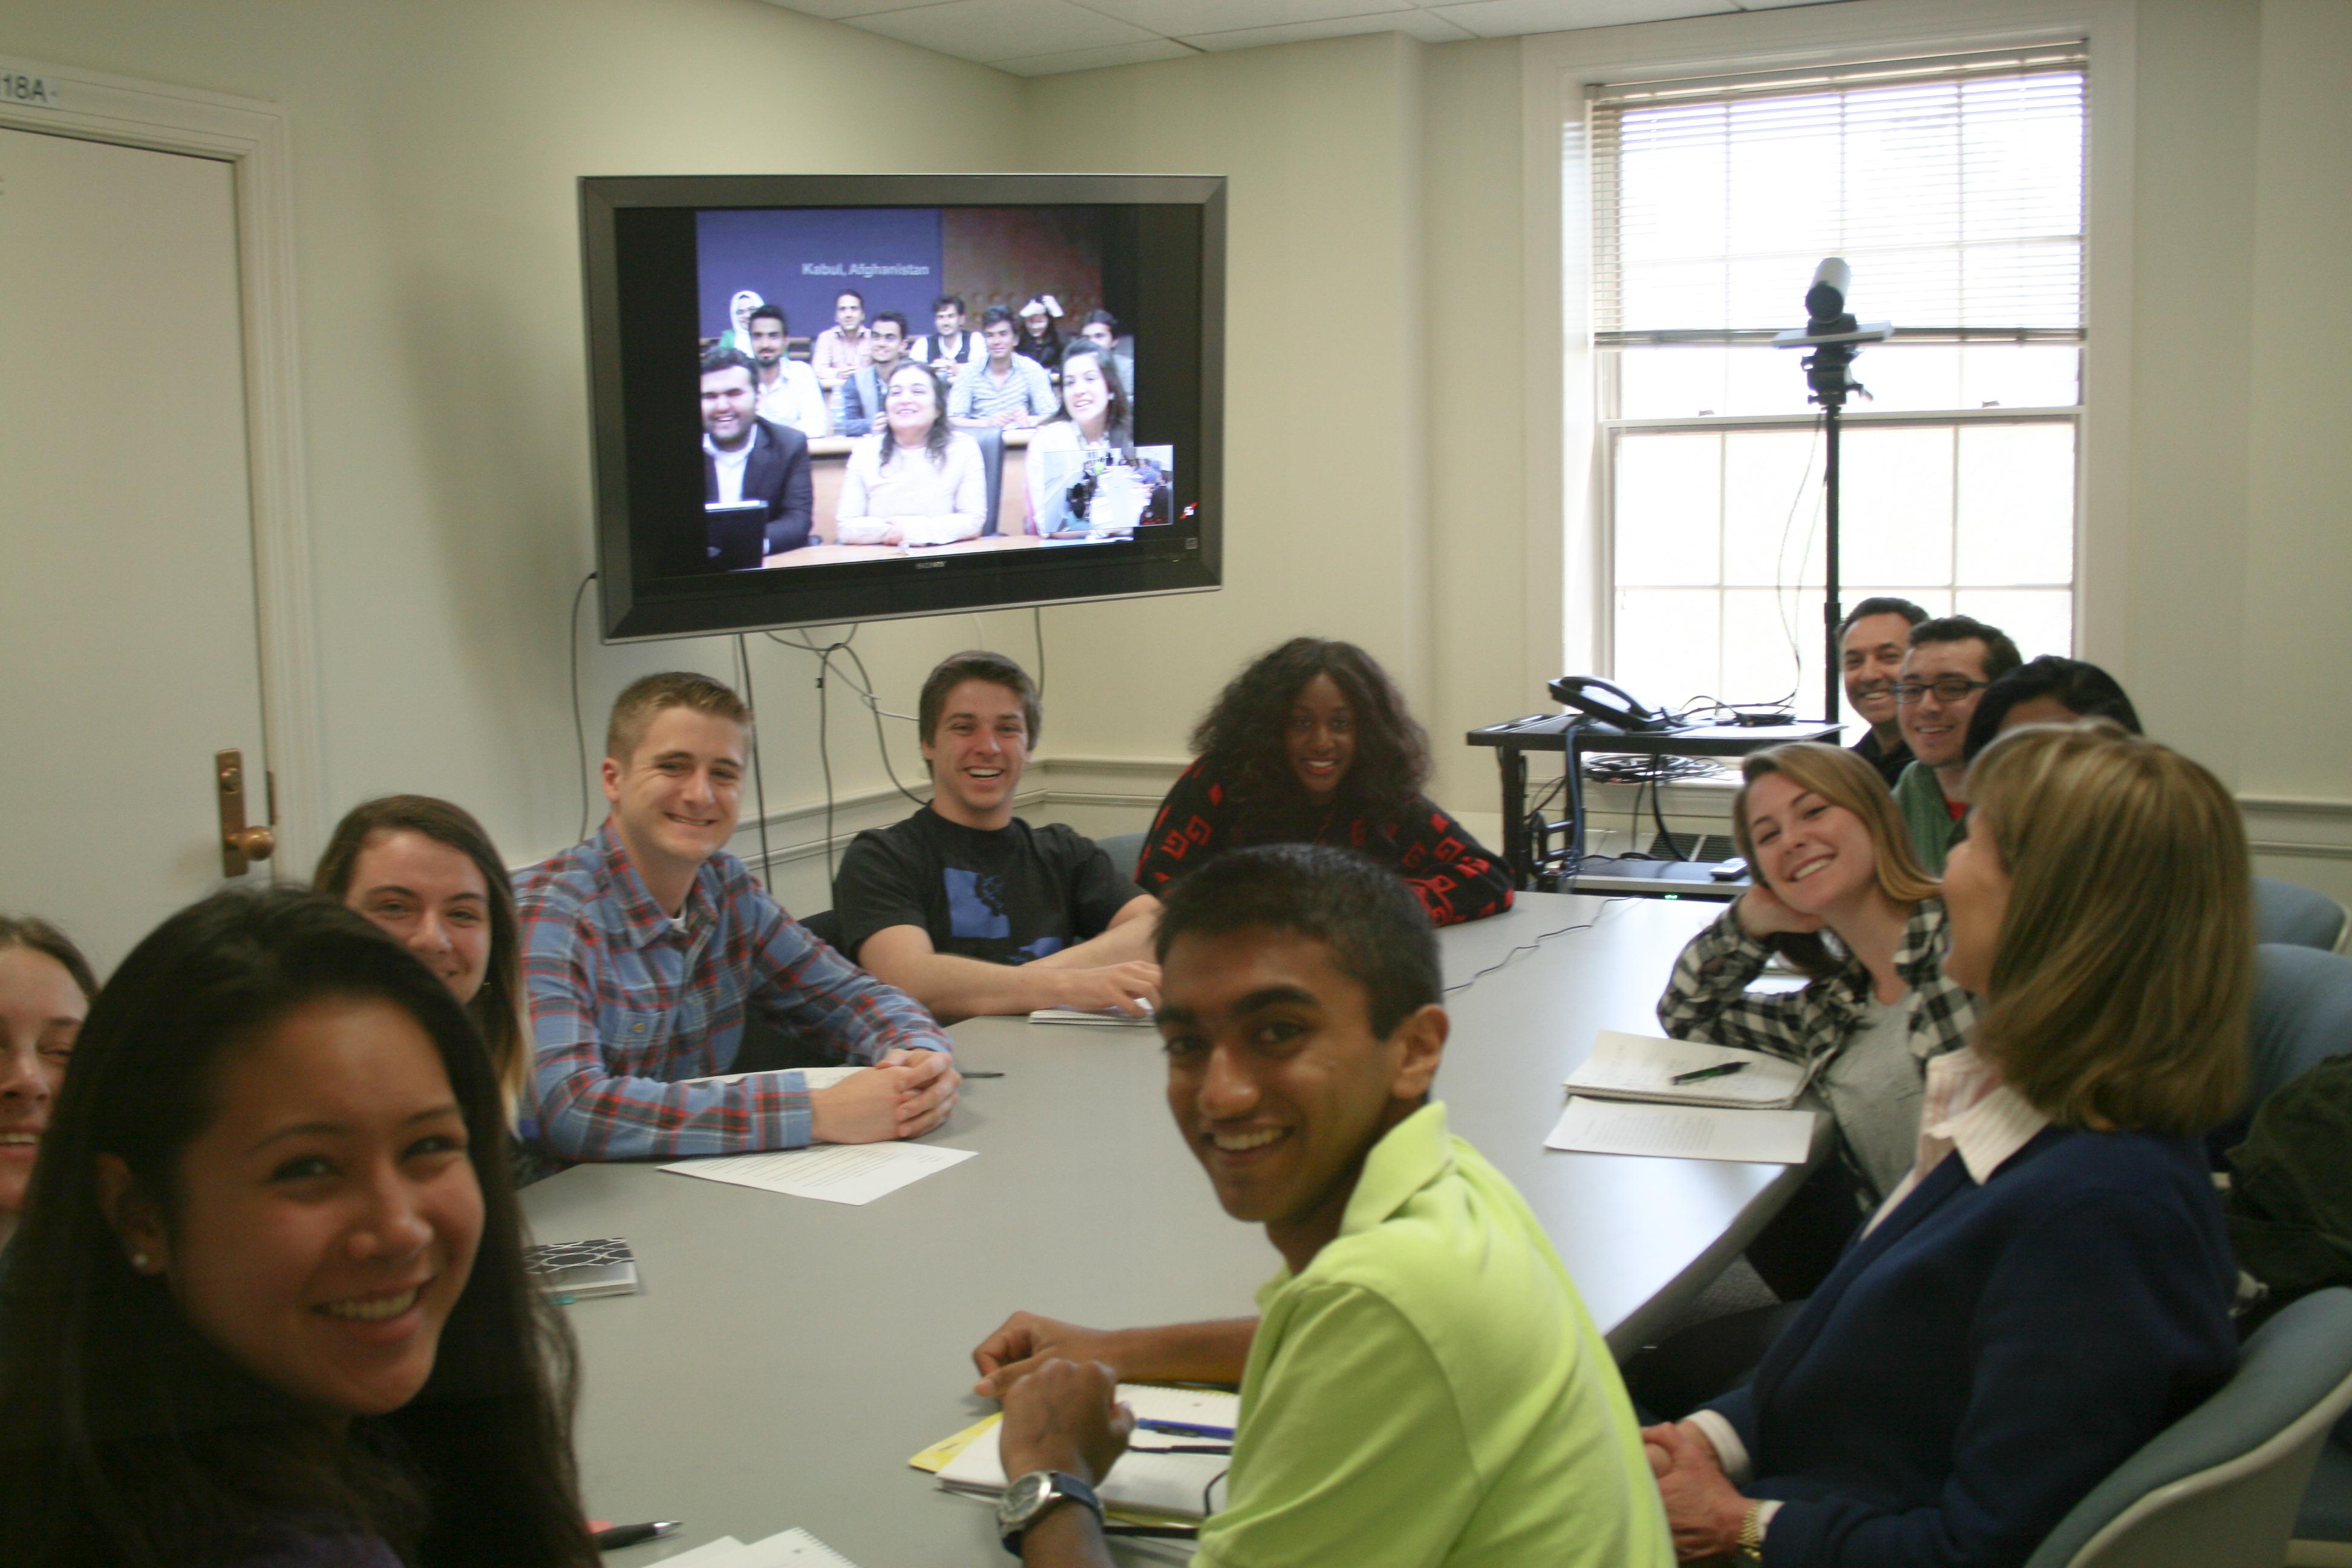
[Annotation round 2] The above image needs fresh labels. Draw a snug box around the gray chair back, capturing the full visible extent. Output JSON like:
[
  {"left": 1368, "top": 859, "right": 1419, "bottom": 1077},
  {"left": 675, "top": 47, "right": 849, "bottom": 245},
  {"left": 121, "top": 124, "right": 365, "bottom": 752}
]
[
  {"left": 973, "top": 426, "right": 1005, "bottom": 537},
  {"left": 2208, "top": 945, "right": 2352, "bottom": 1165},
  {"left": 2025, "top": 1288, "right": 2352, "bottom": 1567},
  {"left": 1095, "top": 830, "right": 1148, "bottom": 880},
  {"left": 2257, "top": 876, "right": 2351, "bottom": 953}
]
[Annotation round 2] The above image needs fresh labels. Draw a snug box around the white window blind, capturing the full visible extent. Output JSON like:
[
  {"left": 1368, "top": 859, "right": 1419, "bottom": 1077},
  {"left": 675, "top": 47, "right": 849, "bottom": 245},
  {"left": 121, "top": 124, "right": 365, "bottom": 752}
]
[
  {"left": 1591, "top": 46, "right": 2088, "bottom": 342},
  {"left": 1586, "top": 46, "right": 2089, "bottom": 719}
]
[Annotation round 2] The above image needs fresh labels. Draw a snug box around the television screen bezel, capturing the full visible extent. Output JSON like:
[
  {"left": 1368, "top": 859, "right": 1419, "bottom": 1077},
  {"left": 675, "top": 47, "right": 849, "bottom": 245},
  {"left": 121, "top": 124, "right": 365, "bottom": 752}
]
[{"left": 578, "top": 172, "right": 1225, "bottom": 643}]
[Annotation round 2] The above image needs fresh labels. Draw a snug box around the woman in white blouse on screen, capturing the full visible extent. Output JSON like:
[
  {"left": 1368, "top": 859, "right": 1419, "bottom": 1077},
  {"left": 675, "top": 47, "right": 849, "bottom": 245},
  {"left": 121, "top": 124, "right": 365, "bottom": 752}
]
[{"left": 833, "top": 361, "right": 987, "bottom": 547}]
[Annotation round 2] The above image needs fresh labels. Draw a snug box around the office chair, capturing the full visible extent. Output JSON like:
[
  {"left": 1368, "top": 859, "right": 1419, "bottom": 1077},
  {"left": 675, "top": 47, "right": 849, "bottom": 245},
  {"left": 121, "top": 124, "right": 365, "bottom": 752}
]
[
  {"left": 2024, "top": 1288, "right": 2352, "bottom": 1567},
  {"left": 2257, "top": 876, "right": 2352, "bottom": 955}
]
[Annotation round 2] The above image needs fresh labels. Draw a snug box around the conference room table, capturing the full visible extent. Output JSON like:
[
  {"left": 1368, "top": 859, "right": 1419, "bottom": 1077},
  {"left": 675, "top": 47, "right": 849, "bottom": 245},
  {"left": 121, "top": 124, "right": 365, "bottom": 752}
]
[{"left": 524, "top": 890, "right": 1827, "bottom": 1565}]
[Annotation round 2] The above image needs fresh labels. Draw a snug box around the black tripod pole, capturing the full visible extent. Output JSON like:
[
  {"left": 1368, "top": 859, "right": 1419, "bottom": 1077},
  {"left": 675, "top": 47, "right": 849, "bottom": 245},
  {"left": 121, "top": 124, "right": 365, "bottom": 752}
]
[{"left": 1821, "top": 399, "right": 1843, "bottom": 725}]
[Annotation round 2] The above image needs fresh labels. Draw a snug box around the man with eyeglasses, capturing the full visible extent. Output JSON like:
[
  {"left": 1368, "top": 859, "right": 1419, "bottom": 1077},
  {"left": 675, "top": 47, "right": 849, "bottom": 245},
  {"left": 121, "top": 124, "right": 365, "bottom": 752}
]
[{"left": 1890, "top": 615, "right": 2024, "bottom": 875}]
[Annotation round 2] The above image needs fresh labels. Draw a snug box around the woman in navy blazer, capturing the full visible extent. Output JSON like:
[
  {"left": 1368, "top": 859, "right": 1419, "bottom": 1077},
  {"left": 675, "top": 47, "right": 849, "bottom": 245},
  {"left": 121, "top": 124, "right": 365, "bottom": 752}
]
[{"left": 1643, "top": 720, "right": 2252, "bottom": 1567}]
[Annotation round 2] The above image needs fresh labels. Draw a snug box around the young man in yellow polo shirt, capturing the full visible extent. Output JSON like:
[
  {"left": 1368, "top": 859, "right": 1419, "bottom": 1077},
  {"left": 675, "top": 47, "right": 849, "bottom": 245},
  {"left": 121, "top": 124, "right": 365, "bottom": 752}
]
[{"left": 969, "top": 844, "right": 1671, "bottom": 1567}]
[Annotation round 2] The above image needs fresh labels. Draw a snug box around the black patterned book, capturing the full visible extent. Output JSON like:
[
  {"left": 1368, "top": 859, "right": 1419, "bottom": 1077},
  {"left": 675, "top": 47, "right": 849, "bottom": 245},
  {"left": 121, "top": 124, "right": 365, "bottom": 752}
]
[{"left": 521, "top": 1237, "right": 639, "bottom": 1299}]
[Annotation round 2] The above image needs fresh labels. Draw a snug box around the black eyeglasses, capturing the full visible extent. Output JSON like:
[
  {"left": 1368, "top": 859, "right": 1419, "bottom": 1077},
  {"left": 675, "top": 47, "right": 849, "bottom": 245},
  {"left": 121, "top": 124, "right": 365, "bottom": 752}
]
[{"left": 1894, "top": 677, "right": 1993, "bottom": 705}]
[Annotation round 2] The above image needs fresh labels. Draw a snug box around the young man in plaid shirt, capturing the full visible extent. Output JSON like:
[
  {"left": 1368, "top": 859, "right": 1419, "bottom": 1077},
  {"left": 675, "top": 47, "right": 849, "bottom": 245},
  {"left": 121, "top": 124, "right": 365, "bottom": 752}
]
[{"left": 516, "top": 671, "right": 958, "bottom": 1162}]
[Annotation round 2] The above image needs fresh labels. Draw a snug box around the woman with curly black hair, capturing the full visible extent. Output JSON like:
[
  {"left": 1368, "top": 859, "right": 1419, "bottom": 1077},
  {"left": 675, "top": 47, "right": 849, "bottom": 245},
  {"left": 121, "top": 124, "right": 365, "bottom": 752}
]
[{"left": 1135, "top": 638, "right": 1514, "bottom": 926}]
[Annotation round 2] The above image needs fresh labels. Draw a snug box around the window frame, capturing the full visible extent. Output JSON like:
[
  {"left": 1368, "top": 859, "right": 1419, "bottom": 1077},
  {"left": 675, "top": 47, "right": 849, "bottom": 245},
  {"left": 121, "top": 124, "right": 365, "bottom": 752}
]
[{"left": 1515, "top": 0, "right": 2135, "bottom": 710}]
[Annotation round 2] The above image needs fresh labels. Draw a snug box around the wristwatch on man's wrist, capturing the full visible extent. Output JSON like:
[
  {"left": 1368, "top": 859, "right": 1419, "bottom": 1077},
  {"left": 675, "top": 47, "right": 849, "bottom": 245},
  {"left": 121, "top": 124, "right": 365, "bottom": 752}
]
[{"left": 998, "top": 1469, "right": 1104, "bottom": 1555}]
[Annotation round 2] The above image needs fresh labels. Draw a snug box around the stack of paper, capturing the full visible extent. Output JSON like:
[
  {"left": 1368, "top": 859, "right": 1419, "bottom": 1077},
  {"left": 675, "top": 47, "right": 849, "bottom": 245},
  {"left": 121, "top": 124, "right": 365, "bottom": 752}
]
[
  {"left": 1027, "top": 1006, "right": 1157, "bottom": 1027},
  {"left": 656, "top": 1527, "right": 860, "bottom": 1567},
  {"left": 924, "top": 1385, "right": 1238, "bottom": 1524},
  {"left": 1545, "top": 1029, "right": 1818, "bottom": 1165},
  {"left": 1564, "top": 1031, "right": 1808, "bottom": 1108}
]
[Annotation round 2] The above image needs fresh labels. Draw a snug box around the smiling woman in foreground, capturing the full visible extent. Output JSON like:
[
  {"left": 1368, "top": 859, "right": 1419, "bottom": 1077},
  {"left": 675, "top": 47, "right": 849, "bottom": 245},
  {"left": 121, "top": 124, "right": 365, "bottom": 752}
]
[
  {"left": 1644, "top": 722, "right": 2249, "bottom": 1566},
  {"left": 0, "top": 889, "right": 592, "bottom": 1568}
]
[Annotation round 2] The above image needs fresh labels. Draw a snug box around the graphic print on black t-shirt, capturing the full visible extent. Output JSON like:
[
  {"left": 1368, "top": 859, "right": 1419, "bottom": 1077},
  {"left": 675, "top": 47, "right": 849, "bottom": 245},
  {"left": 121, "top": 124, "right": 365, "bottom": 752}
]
[{"left": 944, "top": 867, "right": 1067, "bottom": 960}]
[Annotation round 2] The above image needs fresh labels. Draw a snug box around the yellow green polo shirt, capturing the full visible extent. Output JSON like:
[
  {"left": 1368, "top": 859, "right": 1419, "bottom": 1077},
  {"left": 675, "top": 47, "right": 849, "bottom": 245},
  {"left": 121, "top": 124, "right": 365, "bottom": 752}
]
[{"left": 1192, "top": 1103, "right": 1671, "bottom": 1568}]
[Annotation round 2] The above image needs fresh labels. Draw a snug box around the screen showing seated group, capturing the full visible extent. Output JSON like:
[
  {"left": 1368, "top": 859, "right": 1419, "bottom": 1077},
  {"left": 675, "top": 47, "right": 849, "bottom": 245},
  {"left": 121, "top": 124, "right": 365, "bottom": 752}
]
[
  {"left": 694, "top": 206, "right": 1177, "bottom": 573},
  {"left": 583, "top": 175, "right": 1222, "bottom": 641}
]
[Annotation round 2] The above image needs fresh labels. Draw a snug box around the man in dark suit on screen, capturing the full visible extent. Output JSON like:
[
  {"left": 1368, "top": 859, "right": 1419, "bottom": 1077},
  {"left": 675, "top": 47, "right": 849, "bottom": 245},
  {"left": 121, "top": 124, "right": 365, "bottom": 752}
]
[{"left": 701, "top": 347, "right": 813, "bottom": 556}]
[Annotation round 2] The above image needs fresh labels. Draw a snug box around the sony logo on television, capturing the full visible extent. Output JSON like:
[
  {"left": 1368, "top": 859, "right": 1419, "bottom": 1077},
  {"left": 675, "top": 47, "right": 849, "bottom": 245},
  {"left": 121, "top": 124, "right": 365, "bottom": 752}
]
[{"left": 1, "top": 72, "right": 60, "bottom": 108}]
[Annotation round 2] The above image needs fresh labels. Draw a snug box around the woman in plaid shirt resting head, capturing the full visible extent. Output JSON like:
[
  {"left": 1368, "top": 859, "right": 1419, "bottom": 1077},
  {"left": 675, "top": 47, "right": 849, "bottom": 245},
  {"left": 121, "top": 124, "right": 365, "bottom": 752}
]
[{"left": 1655, "top": 742, "right": 1979, "bottom": 1299}]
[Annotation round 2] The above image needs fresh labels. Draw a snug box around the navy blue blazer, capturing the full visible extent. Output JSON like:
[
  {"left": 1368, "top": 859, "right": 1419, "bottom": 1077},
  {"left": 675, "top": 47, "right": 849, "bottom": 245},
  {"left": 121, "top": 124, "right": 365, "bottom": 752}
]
[{"left": 1708, "top": 1123, "right": 2235, "bottom": 1566}]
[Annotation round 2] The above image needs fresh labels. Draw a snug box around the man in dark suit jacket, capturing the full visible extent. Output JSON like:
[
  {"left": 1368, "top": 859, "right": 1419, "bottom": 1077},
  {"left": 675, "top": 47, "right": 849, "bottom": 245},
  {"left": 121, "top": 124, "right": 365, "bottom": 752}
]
[{"left": 702, "top": 348, "right": 813, "bottom": 555}]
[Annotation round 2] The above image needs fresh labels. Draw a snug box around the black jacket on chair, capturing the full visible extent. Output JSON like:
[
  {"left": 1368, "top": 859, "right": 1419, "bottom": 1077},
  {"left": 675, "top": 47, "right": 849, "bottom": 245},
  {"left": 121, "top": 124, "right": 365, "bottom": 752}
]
[{"left": 704, "top": 417, "right": 814, "bottom": 555}]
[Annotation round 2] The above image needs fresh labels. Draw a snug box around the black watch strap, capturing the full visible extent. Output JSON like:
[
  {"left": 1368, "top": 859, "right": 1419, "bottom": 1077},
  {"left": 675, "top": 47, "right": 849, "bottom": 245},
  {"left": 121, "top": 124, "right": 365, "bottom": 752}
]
[{"left": 999, "top": 1470, "right": 1103, "bottom": 1556}]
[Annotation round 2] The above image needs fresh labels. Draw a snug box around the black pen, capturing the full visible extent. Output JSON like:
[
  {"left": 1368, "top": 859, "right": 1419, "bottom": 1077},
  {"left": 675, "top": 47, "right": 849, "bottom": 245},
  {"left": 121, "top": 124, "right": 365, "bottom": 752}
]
[
  {"left": 1670, "top": 1062, "right": 1749, "bottom": 1086},
  {"left": 592, "top": 1521, "right": 681, "bottom": 1551},
  {"left": 962, "top": 1071, "right": 1006, "bottom": 1079}
]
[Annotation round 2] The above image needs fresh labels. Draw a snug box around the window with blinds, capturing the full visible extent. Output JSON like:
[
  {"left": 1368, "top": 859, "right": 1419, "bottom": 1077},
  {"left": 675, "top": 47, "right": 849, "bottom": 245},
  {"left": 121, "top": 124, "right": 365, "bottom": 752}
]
[{"left": 1587, "top": 46, "right": 2087, "bottom": 720}]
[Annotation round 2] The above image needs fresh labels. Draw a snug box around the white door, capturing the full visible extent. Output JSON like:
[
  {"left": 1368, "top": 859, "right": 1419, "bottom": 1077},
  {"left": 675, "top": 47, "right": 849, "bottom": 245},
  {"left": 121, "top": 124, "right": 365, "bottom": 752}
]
[{"left": 0, "top": 125, "right": 272, "bottom": 973}]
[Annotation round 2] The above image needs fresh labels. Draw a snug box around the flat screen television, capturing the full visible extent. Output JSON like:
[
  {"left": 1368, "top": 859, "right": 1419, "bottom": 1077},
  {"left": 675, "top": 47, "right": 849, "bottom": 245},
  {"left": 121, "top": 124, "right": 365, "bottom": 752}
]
[{"left": 578, "top": 174, "right": 1225, "bottom": 641}]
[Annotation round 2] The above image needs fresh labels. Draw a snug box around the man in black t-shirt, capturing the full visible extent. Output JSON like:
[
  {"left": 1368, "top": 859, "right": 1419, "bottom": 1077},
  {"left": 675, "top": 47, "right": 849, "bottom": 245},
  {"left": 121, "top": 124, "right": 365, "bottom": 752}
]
[{"left": 832, "top": 652, "right": 1161, "bottom": 1023}]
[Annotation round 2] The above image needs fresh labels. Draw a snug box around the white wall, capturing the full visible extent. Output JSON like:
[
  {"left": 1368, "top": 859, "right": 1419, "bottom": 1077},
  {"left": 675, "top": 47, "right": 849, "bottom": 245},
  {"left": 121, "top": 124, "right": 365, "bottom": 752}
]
[
  {"left": 5, "top": 0, "right": 1048, "bottom": 915},
  {"left": 10, "top": 0, "right": 2345, "bottom": 925}
]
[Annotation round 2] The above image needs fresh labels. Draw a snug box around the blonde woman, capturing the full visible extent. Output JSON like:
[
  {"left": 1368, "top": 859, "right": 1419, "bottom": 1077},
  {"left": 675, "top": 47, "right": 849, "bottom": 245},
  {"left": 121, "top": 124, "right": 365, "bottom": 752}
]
[
  {"left": 1644, "top": 721, "right": 2247, "bottom": 1567},
  {"left": 1657, "top": 743, "right": 1976, "bottom": 1292}
]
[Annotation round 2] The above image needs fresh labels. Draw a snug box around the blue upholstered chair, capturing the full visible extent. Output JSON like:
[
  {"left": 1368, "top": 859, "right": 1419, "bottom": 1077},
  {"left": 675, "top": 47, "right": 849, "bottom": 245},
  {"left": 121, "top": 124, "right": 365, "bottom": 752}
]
[
  {"left": 2024, "top": 1289, "right": 2352, "bottom": 1567},
  {"left": 2258, "top": 875, "right": 2351, "bottom": 954},
  {"left": 1096, "top": 829, "right": 1148, "bottom": 878},
  {"left": 2207, "top": 944, "right": 2352, "bottom": 1168}
]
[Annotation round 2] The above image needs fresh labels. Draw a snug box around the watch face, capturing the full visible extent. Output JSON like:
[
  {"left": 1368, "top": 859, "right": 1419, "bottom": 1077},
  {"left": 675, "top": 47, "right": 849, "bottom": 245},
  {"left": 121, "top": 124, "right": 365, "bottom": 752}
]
[{"left": 999, "top": 1471, "right": 1050, "bottom": 1524}]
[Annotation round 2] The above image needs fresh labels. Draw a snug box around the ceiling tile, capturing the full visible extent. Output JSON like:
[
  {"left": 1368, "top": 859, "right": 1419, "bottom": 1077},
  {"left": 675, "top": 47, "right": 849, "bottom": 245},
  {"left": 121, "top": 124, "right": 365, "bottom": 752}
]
[
  {"left": 758, "top": 0, "right": 948, "bottom": 22},
  {"left": 1425, "top": 0, "right": 1735, "bottom": 39},
  {"left": 1073, "top": 0, "right": 1410, "bottom": 33},
  {"left": 991, "top": 36, "right": 1204, "bottom": 73},
  {"left": 1182, "top": 8, "right": 1471, "bottom": 49},
  {"left": 848, "top": 0, "right": 1159, "bottom": 62}
]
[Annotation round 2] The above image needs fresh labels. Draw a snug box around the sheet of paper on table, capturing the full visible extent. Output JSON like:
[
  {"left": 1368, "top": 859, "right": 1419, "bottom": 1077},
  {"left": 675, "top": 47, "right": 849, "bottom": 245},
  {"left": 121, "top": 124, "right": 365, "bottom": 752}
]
[
  {"left": 684, "top": 1065, "right": 864, "bottom": 1090},
  {"left": 661, "top": 1142, "right": 976, "bottom": 1205},
  {"left": 931, "top": 1384, "right": 1238, "bottom": 1521},
  {"left": 1546, "top": 1096, "right": 1816, "bottom": 1165},
  {"left": 652, "top": 1529, "right": 862, "bottom": 1567},
  {"left": 1565, "top": 1030, "right": 1808, "bottom": 1109}
]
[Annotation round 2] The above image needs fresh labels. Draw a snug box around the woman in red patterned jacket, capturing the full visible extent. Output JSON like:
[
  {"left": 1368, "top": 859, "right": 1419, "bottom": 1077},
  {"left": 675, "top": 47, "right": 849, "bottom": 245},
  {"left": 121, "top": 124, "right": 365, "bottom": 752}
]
[{"left": 1135, "top": 638, "right": 1514, "bottom": 927}]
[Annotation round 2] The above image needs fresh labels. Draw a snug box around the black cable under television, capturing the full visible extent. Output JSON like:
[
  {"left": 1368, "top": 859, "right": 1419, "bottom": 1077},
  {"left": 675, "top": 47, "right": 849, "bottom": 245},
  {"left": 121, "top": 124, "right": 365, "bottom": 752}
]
[{"left": 578, "top": 173, "right": 1226, "bottom": 641}]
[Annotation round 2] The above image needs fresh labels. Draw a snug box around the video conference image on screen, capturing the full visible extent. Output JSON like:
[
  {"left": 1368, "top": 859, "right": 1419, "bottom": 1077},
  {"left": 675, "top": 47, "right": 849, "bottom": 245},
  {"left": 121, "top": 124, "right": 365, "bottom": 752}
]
[{"left": 695, "top": 206, "right": 1175, "bottom": 574}]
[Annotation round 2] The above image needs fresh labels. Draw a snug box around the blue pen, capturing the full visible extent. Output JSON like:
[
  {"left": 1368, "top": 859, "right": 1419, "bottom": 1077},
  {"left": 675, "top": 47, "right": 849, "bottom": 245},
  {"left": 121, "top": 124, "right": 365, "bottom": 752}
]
[{"left": 1138, "top": 1417, "right": 1235, "bottom": 1440}]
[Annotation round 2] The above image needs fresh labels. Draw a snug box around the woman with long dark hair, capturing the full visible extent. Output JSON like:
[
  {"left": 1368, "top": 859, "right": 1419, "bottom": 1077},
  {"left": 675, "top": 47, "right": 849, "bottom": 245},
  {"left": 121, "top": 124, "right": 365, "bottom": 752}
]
[
  {"left": 1135, "top": 638, "right": 1514, "bottom": 927},
  {"left": 0, "top": 915, "right": 97, "bottom": 1255},
  {"left": 1025, "top": 341, "right": 1158, "bottom": 537},
  {"left": 833, "top": 360, "right": 988, "bottom": 547},
  {"left": 0, "top": 889, "right": 593, "bottom": 1568}
]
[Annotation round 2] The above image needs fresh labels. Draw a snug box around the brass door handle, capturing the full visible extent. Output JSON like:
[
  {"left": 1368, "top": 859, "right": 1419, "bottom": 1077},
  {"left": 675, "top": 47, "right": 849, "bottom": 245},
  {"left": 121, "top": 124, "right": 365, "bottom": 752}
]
[
  {"left": 216, "top": 750, "right": 275, "bottom": 877},
  {"left": 224, "top": 825, "right": 275, "bottom": 861}
]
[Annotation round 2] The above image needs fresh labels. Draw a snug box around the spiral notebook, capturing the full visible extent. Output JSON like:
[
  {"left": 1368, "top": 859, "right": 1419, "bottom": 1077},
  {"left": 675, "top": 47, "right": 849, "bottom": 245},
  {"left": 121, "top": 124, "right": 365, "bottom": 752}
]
[{"left": 929, "top": 1384, "right": 1238, "bottom": 1523}]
